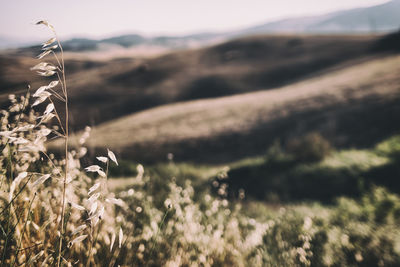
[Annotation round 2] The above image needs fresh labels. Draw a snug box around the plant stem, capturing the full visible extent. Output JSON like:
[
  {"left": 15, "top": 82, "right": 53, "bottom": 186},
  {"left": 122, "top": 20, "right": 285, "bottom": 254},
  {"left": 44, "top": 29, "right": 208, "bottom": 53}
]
[
  {"left": 56, "top": 31, "right": 69, "bottom": 267},
  {"left": 87, "top": 222, "right": 101, "bottom": 267},
  {"left": 1, "top": 144, "right": 15, "bottom": 266},
  {"left": 0, "top": 175, "right": 33, "bottom": 216},
  {"left": 1, "top": 207, "right": 11, "bottom": 267},
  {"left": 148, "top": 209, "right": 170, "bottom": 262},
  {"left": 11, "top": 193, "right": 37, "bottom": 267}
]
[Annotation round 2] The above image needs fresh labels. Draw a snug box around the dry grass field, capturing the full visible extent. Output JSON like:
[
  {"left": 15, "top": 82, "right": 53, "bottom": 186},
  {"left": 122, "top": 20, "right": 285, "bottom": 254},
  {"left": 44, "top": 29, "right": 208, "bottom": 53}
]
[
  {"left": 63, "top": 53, "right": 400, "bottom": 163},
  {"left": 1, "top": 34, "right": 384, "bottom": 130}
]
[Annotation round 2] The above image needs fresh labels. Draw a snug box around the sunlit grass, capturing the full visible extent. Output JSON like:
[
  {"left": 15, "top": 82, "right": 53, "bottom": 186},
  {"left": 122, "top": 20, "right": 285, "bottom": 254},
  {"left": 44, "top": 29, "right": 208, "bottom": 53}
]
[{"left": 321, "top": 149, "right": 389, "bottom": 170}]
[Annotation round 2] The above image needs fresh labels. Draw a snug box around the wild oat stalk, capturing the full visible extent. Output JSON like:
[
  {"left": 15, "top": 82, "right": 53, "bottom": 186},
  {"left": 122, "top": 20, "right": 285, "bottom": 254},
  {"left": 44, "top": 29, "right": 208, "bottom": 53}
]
[
  {"left": 0, "top": 20, "right": 125, "bottom": 266},
  {"left": 33, "top": 20, "right": 69, "bottom": 267}
]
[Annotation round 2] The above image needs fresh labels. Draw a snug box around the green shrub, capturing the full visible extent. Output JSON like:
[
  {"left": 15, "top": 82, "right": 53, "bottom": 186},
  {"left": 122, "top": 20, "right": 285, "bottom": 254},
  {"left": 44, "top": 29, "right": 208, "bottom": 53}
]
[{"left": 286, "top": 132, "right": 333, "bottom": 162}]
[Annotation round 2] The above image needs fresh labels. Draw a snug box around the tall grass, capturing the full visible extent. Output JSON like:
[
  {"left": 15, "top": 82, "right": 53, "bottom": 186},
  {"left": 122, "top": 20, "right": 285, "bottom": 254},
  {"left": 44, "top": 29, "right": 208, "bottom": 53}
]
[
  {"left": 0, "top": 20, "right": 268, "bottom": 266},
  {"left": 0, "top": 21, "right": 123, "bottom": 266}
]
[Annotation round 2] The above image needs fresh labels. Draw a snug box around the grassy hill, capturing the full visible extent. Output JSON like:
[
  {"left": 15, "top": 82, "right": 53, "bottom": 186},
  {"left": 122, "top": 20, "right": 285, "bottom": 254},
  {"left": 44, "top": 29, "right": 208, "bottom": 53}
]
[
  {"left": 62, "top": 54, "right": 400, "bottom": 163},
  {"left": 0, "top": 34, "right": 387, "bottom": 130}
]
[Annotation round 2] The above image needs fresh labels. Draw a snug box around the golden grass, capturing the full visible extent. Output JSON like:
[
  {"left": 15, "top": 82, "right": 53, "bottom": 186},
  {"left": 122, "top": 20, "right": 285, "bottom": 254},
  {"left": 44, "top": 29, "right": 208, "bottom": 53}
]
[
  {"left": 72, "top": 54, "right": 400, "bottom": 152},
  {"left": 2, "top": 34, "right": 382, "bottom": 132}
]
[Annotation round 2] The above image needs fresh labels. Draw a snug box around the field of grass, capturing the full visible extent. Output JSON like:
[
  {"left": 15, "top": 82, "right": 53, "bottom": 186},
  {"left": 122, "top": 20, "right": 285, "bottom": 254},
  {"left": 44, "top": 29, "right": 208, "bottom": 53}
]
[
  {"left": 0, "top": 34, "right": 386, "bottom": 130},
  {"left": 101, "top": 133, "right": 400, "bottom": 266},
  {"left": 104, "top": 133, "right": 400, "bottom": 201},
  {"left": 59, "top": 53, "right": 400, "bottom": 163}
]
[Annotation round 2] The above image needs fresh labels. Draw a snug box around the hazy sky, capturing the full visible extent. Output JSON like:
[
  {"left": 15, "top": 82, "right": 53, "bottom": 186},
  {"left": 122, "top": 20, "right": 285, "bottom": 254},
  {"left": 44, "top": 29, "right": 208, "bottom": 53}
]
[{"left": 0, "top": 0, "right": 390, "bottom": 41}]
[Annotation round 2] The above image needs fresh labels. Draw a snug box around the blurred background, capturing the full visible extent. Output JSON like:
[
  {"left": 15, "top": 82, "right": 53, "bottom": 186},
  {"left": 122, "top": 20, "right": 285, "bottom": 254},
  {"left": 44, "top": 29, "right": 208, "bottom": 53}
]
[
  {"left": 2, "top": 0, "right": 400, "bottom": 216},
  {"left": 3, "top": 1, "right": 400, "bottom": 265}
]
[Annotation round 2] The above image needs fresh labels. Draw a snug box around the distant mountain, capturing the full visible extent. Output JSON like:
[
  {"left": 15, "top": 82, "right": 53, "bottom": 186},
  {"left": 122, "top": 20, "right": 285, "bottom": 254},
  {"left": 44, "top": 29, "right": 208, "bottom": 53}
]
[
  {"left": 3, "top": 1, "right": 400, "bottom": 52},
  {"left": 60, "top": 0, "right": 400, "bottom": 52},
  {"left": 241, "top": 0, "right": 400, "bottom": 34},
  {"left": 0, "top": 36, "right": 38, "bottom": 49},
  {"left": 62, "top": 38, "right": 98, "bottom": 51},
  {"left": 61, "top": 32, "right": 221, "bottom": 52}
]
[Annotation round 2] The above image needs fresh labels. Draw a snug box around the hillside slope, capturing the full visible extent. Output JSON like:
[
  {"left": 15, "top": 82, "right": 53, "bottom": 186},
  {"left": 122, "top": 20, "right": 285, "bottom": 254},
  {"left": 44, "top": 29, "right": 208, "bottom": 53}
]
[
  {"left": 0, "top": 34, "right": 386, "bottom": 130},
  {"left": 67, "top": 54, "right": 400, "bottom": 163}
]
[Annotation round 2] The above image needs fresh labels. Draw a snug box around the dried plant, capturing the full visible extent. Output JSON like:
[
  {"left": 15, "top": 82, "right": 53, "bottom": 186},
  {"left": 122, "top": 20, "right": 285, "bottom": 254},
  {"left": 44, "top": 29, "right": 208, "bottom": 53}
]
[
  {"left": 0, "top": 22, "right": 268, "bottom": 266},
  {"left": 0, "top": 21, "right": 124, "bottom": 266}
]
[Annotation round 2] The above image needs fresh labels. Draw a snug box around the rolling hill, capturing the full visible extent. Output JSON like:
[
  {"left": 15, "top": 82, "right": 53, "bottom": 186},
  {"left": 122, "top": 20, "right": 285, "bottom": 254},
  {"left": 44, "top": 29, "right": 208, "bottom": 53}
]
[
  {"left": 63, "top": 53, "right": 400, "bottom": 163},
  {"left": 2, "top": 31, "right": 400, "bottom": 164},
  {"left": 0, "top": 34, "right": 391, "bottom": 131}
]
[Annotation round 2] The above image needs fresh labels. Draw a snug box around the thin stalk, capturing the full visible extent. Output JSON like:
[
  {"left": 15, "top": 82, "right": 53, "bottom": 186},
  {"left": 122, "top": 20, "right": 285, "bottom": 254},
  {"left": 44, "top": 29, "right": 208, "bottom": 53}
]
[
  {"left": 0, "top": 175, "right": 33, "bottom": 216},
  {"left": 86, "top": 222, "right": 101, "bottom": 267},
  {"left": 86, "top": 227, "right": 94, "bottom": 267},
  {"left": 1, "top": 189, "right": 25, "bottom": 266},
  {"left": 48, "top": 97, "right": 66, "bottom": 136},
  {"left": 0, "top": 204, "right": 26, "bottom": 266},
  {"left": 0, "top": 143, "right": 11, "bottom": 193},
  {"left": 50, "top": 50, "right": 62, "bottom": 70},
  {"left": 11, "top": 193, "right": 37, "bottom": 267},
  {"left": 104, "top": 160, "right": 110, "bottom": 195},
  {"left": 0, "top": 144, "right": 15, "bottom": 267},
  {"left": 55, "top": 30, "right": 69, "bottom": 267},
  {"left": 1, "top": 206, "right": 11, "bottom": 266},
  {"left": 39, "top": 151, "right": 63, "bottom": 179},
  {"left": 16, "top": 242, "right": 42, "bottom": 252},
  {"left": 56, "top": 71, "right": 66, "bottom": 97},
  {"left": 48, "top": 88, "right": 65, "bottom": 102},
  {"left": 148, "top": 209, "right": 170, "bottom": 262}
]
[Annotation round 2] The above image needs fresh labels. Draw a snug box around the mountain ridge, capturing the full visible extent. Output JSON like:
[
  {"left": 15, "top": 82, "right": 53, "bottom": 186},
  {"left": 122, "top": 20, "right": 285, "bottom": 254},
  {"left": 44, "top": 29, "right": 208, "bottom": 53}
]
[
  {"left": 58, "top": 0, "right": 400, "bottom": 51},
  {"left": 241, "top": 0, "right": 400, "bottom": 34},
  {"left": 2, "top": 1, "right": 399, "bottom": 51}
]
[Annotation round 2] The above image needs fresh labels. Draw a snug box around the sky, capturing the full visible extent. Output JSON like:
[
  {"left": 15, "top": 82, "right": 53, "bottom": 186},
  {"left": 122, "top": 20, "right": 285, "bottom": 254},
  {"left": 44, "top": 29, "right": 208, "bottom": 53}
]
[{"left": 0, "top": 0, "right": 391, "bottom": 42}]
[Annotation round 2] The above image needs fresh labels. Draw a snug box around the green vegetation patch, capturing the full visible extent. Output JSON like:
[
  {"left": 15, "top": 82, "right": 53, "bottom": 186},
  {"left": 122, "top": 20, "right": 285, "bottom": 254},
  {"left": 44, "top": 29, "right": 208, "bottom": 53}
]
[{"left": 222, "top": 135, "right": 400, "bottom": 202}]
